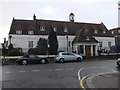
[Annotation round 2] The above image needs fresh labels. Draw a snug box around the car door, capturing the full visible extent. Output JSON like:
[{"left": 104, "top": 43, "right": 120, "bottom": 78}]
[
  {"left": 61, "top": 52, "right": 69, "bottom": 61},
  {"left": 29, "top": 55, "right": 39, "bottom": 63},
  {"left": 68, "top": 53, "right": 76, "bottom": 61}
]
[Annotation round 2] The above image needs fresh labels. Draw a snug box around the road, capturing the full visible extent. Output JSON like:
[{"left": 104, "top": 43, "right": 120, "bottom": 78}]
[{"left": 2, "top": 60, "right": 119, "bottom": 88}]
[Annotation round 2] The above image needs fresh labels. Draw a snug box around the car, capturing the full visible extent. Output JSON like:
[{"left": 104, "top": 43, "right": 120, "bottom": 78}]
[
  {"left": 16, "top": 54, "right": 48, "bottom": 65},
  {"left": 54, "top": 52, "right": 83, "bottom": 63},
  {"left": 117, "top": 58, "right": 120, "bottom": 67}
]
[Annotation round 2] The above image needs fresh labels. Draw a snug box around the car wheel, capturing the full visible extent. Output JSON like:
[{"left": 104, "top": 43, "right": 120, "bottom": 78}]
[
  {"left": 59, "top": 58, "right": 64, "bottom": 63},
  {"left": 21, "top": 60, "right": 27, "bottom": 65},
  {"left": 40, "top": 59, "right": 46, "bottom": 64},
  {"left": 77, "top": 57, "right": 82, "bottom": 62}
]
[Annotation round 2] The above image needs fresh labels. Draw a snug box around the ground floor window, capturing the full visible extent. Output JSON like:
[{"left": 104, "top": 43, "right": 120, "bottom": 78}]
[{"left": 28, "top": 41, "right": 33, "bottom": 48}]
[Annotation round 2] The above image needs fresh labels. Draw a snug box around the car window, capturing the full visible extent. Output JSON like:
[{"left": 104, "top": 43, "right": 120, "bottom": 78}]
[
  {"left": 62, "top": 53, "right": 68, "bottom": 55},
  {"left": 69, "top": 53, "right": 74, "bottom": 56},
  {"left": 29, "top": 55, "right": 37, "bottom": 58},
  {"left": 23, "top": 55, "right": 29, "bottom": 58}
]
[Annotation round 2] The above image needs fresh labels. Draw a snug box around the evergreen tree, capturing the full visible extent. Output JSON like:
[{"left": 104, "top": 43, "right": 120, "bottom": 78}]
[
  {"left": 36, "top": 38, "right": 47, "bottom": 55},
  {"left": 48, "top": 28, "right": 58, "bottom": 55}
]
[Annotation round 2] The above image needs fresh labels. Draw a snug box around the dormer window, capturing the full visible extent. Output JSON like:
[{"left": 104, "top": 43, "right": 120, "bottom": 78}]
[
  {"left": 28, "top": 31, "right": 34, "bottom": 35},
  {"left": 64, "top": 28, "right": 68, "bottom": 32},
  {"left": 85, "top": 29, "right": 88, "bottom": 32},
  {"left": 40, "top": 26, "right": 45, "bottom": 31},
  {"left": 111, "top": 31, "right": 114, "bottom": 34},
  {"left": 53, "top": 27, "right": 57, "bottom": 32},
  {"left": 86, "top": 37, "right": 90, "bottom": 40},
  {"left": 94, "top": 30, "right": 98, "bottom": 34},
  {"left": 118, "top": 30, "right": 120, "bottom": 33},
  {"left": 16, "top": 30, "right": 22, "bottom": 34},
  {"left": 103, "top": 30, "right": 106, "bottom": 34}
]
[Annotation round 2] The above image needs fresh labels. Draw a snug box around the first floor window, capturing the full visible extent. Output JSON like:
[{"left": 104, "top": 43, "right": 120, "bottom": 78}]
[
  {"left": 118, "top": 30, "right": 120, "bottom": 33},
  {"left": 16, "top": 30, "right": 22, "bottom": 34},
  {"left": 28, "top": 41, "right": 33, "bottom": 48},
  {"left": 108, "top": 42, "right": 111, "bottom": 47},
  {"left": 28, "top": 31, "right": 34, "bottom": 35}
]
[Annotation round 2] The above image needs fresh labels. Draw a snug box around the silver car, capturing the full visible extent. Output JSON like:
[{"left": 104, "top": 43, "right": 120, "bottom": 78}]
[
  {"left": 55, "top": 52, "right": 83, "bottom": 63},
  {"left": 117, "top": 58, "right": 120, "bottom": 67}
]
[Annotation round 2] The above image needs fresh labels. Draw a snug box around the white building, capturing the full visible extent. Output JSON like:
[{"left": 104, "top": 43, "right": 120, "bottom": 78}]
[
  {"left": 8, "top": 13, "right": 115, "bottom": 56},
  {"left": 118, "top": 1, "right": 120, "bottom": 27}
]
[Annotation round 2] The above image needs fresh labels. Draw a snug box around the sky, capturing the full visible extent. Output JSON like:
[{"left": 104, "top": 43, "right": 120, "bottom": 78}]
[{"left": 0, "top": 0, "right": 119, "bottom": 44}]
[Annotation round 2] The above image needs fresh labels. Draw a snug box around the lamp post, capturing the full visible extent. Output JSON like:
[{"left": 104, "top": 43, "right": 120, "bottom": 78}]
[{"left": 66, "top": 36, "right": 68, "bottom": 52}]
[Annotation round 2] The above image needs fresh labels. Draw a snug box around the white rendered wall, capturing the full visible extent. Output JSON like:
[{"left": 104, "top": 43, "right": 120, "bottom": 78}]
[
  {"left": 95, "top": 37, "right": 115, "bottom": 50},
  {"left": 8, "top": 34, "right": 75, "bottom": 53},
  {"left": 118, "top": 1, "right": 120, "bottom": 27}
]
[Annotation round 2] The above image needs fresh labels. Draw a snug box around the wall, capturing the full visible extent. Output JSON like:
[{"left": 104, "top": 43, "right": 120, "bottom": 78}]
[
  {"left": 8, "top": 34, "right": 75, "bottom": 53},
  {"left": 95, "top": 37, "right": 115, "bottom": 50}
]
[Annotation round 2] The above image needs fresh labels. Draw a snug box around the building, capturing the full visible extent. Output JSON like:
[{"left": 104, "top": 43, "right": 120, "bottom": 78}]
[
  {"left": 110, "top": 27, "right": 120, "bottom": 51},
  {"left": 118, "top": 1, "right": 120, "bottom": 27},
  {"left": 8, "top": 13, "right": 115, "bottom": 56},
  {"left": 109, "top": 1, "right": 120, "bottom": 52}
]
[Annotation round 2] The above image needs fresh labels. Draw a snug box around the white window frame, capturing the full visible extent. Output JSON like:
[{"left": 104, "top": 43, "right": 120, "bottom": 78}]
[
  {"left": 64, "top": 28, "right": 68, "bottom": 32},
  {"left": 28, "top": 41, "right": 33, "bottom": 48},
  {"left": 111, "top": 31, "right": 114, "bottom": 34},
  {"left": 118, "top": 30, "right": 120, "bottom": 33},
  {"left": 103, "top": 30, "right": 106, "bottom": 34},
  {"left": 53, "top": 27, "right": 57, "bottom": 32},
  {"left": 86, "top": 37, "right": 90, "bottom": 40},
  {"left": 108, "top": 42, "right": 111, "bottom": 47},
  {"left": 94, "top": 30, "right": 98, "bottom": 34},
  {"left": 85, "top": 29, "right": 88, "bottom": 32},
  {"left": 16, "top": 30, "right": 22, "bottom": 34},
  {"left": 40, "top": 26, "right": 45, "bottom": 31},
  {"left": 28, "top": 31, "right": 34, "bottom": 35}
]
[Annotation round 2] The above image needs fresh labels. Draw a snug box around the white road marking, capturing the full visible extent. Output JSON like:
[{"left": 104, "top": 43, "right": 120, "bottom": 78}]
[
  {"left": 54, "top": 69, "right": 64, "bottom": 71},
  {"left": 78, "top": 66, "right": 107, "bottom": 80},
  {"left": 32, "top": 70, "right": 41, "bottom": 72},
  {"left": 5, "top": 72, "right": 11, "bottom": 74},
  {"left": 47, "top": 70, "right": 52, "bottom": 71},
  {"left": 65, "top": 68, "right": 74, "bottom": 71},
  {"left": 19, "top": 71, "right": 26, "bottom": 72}
]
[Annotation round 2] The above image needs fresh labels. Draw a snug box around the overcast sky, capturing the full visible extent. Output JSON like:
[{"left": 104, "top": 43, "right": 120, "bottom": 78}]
[{"left": 0, "top": 0, "right": 119, "bottom": 44}]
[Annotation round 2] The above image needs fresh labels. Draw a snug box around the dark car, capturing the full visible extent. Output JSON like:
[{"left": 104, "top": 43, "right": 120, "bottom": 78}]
[
  {"left": 16, "top": 54, "right": 48, "bottom": 65},
  {"left": 117, "top": 58, "right": 120, "bottom": 67}
]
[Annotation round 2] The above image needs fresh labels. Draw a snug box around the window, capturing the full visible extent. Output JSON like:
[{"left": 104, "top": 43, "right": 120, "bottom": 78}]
[
  {"left": 16, "top": 30, "right": 22, "bottom": 34},
  {"left": 64, "top": 28, "right": 68, "bottom": 32},
  {"left": 103, "top": 30, "right": 106, "bottom": 34},
  {"left": 108, "top": 42, "right": 111, "bottom": 47},
  {"left": 53, "top": 27, "right": 57, "bottom": 32},
  {"left": 85, "top": 29, "right": 88, "bottom": 32},
  {"left": 28, "top": 31, "right": 34, "bottom": 35},
  {"left": 94, "top": 30, "right": 98, "bottom": 33},
  {"left": 99, "top": 42, "right": 102, "bottom": 47},
  {"left": 28, "top": 41, "right": 33, "bottom": 48},
  {"left": 111, "top": 31, "right": 114, "bottom": 34},
  {"left": 86, "top": 37, "right": 90, "bottom": 40},
  {"left": 118, "top": 30, "right": 120, "bottom": 33},
  {"left": 40, "top": 26, "right": 45, "bottom": 31}
]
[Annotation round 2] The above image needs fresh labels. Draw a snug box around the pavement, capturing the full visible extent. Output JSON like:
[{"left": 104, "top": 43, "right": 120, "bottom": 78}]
[{"left": 86, "top": 72, "right": 120, "bottom": 89}]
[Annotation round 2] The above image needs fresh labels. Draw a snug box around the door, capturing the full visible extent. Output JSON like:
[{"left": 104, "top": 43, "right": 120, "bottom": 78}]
[
  {"left": 68, "top": 53, "right": 76, "bottom": 61},
  {"left": 85, "top": 45, "right": 91, "bottom": 56}
]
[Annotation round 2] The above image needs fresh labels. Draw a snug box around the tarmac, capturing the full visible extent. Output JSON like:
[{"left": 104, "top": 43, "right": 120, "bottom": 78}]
[{"left": 86, "top": 71, "right": 120, "bottom": 89}]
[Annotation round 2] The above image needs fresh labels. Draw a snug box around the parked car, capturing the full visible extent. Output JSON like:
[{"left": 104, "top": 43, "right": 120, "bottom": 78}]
[
  {"left": 55, "top": 52, "right": 83, "bottom": 63},
  {"left": 117, "top": 58, "right": 120, "bottom": 67},
  {"left": 16, "top": 54, "right": 48, "bottom": 65}
]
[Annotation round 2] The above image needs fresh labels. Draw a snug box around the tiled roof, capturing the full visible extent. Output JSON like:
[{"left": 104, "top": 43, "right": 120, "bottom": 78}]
[
  {"left": 109, "top": 27, "right": 120, "bottom": 36},
  {"left": 72, "top": 29, "right": 99, "bottom": 43},
  {"left": 9, "top": 18, "right": 113, "bottom": 38}
]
